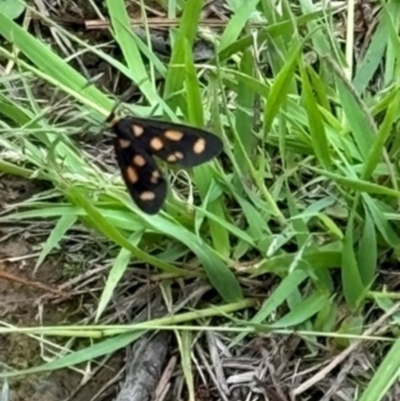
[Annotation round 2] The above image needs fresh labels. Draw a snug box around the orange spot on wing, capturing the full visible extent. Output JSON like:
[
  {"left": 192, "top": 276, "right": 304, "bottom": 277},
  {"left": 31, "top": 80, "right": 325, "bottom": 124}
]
[
  {"left": 133, "top": 155, "right": 146, "bottom": 167},
  {"left": 174, "top": 151, "right": 184, "bottom": 160},
  {"left": 139, "top": 191, "right": 156, "bottom": 201},
  {"left": 118, "top": 139, "right": 131, "bottom": 149},
  {"left": 167, "top": 154, "right": 177, "bottom": 162},
  {"left": 126, "top": 166, "right": 138, "bottom": 184},
  {"left": 150, "top": 171, "right": 160, "bottom": 184},
  {"left": 150, "top": 137, "right": 164, "bottom": 150},
  {"left": 193, "top": 138, "right": 206, "bottom": 154},
  {"left": 164, "top": 130, "right": 183, "bottom": 141},
  {"left": 132, "top": 125, "right": 144, "bottom": 137}
]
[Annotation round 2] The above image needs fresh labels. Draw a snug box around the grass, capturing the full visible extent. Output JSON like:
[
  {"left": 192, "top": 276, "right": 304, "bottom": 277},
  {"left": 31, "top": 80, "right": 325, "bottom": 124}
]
[{"left": 0, "top": 0, "right": 400, "bottom": 399}]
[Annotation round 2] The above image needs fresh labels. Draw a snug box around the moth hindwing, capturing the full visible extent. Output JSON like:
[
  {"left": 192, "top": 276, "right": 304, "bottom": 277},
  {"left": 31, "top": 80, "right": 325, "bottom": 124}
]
[{"left": 108, "top": 114, "right": 223, "bottom": 214}]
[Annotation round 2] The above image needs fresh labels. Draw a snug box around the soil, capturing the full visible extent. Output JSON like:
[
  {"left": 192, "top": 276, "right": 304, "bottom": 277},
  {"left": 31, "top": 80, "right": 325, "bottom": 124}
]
[{"left": 0, "top": 174, "right": 125, "bottom": 401}]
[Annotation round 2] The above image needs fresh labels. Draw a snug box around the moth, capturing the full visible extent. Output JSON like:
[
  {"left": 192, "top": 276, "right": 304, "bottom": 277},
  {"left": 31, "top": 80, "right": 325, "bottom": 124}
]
[{"left": 107, "top": 113, "right": 223, "bottom": 214}]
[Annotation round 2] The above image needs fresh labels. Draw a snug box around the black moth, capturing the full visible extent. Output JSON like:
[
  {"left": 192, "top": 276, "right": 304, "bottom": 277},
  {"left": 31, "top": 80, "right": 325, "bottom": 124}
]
[{"left": 107, "top": 113, "right": 223, "bottom": 214}]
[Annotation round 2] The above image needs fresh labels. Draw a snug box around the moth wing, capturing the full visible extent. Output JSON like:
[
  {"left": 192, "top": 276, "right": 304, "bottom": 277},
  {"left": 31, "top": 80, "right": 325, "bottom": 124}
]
[
  {"left": 114, "top": 137, "right": 167, "bottom": 214},
  {"left": 128, "top": 117, "right": 224, "bottom": 167}
]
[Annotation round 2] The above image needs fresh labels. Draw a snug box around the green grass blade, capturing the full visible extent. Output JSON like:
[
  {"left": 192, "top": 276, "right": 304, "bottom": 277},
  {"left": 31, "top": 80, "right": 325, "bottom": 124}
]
[
  {"left": 218, "top": 0, "right": 260, "bottom": 51},
  {"left": 300, "top": 62, "right": 332, "bottom": 171},
  {"left": 0, "top": 12, "right": 111, "bottom": 113},
  {"left": 34, "top": 214, "right": 78, "bottom": 272},
  {"left": 341, "top": 220, "right": 366, "bottom": 310},
  {"left": 96, "top": 232, "right": 142, "bottom": 321},
  {"left": 357, "top": 208, "right": 377, "bottom": 287},
  {"left": 106, "top": 0, "right": 159, "bottom": 106},
  {"left": 357, "top": 338, "right": 400, "bottom": 401},
  {"left": 270, "top": 292, "right": 329, "bottom": 328},
  {"left": 335, "top": 76, "right": 375, "bottom": 160},
  {"left": 263, "top": 40, "right": 303, "bottom": 138},
  {"left": 0, "top": 332, "right": 145, "bottom": 378},
  {"left": 163, "top": 0, "right": 204, "bottom": 106}
]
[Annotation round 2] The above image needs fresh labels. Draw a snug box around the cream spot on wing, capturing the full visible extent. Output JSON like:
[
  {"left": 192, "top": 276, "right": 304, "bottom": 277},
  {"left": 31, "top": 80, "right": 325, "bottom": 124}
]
[
  {"left": 174, "top": 151, "right": 184, "bottom": 160},
  {"left": 164, "top": 130, "right": 183, "bottom": 141},
  {"left": 193, "top": 138, "right": 206, "bottom": 154},
  {"left": 133, "top": 155, "right": 146, "bottom": 167},
  {"left": 150, "top": 171, "right": 160, "bottom": 184},
  {"left": 167, "top": 154, "right": 177, "bottom": 162},
  {"left": 118, "top": 139, "right": 131, "bottom": 148},
  {"left": 150, "top": 137, "right": 164, "bottom": 150},
  {"left": 126, "top": 166, "right": 138, "bottom": 184},
  {"left": 139, "top": 191, "right": 156, "bottom": 201},
  {"left": 132, "top": 125, "right": 144, "bottom": 137}
]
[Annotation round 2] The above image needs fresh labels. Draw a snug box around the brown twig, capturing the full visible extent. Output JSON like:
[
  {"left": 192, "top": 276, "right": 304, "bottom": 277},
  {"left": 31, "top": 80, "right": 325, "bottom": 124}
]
[
  {"left": 85, "top": 17, "right": 229, "bottom": 31},
  {"left": 0, "top": 268, "right": 68, "bottom": 298}
]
